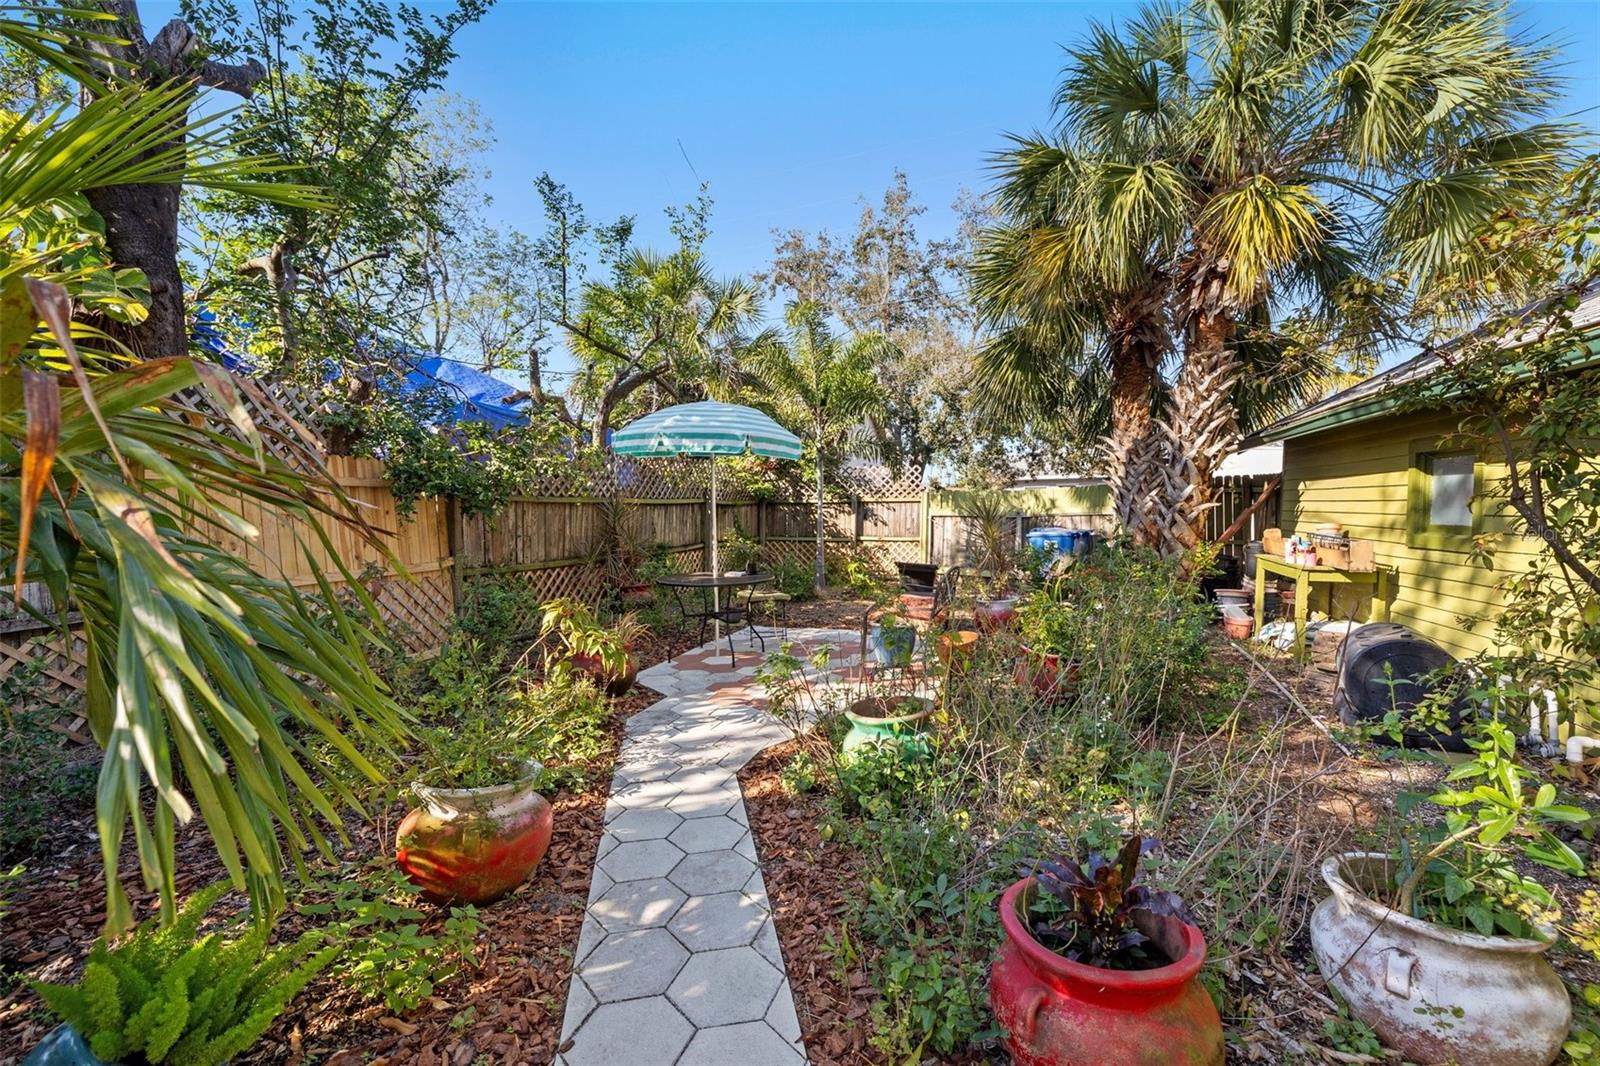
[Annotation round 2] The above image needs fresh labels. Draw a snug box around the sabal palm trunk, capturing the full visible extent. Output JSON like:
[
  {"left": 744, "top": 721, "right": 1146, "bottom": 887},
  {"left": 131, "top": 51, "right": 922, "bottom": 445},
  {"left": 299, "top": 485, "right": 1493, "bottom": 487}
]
[
  {"left": 1150, "top": 311, "right": 1240, "bottom": 554},
  {"left": 1102, "top": 287, "right": 1166, "bottom": 548}
]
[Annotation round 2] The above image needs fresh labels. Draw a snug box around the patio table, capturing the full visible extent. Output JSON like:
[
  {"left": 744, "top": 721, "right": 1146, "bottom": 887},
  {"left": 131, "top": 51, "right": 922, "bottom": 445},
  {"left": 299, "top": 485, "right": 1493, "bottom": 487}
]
[
  {"left": 1253, "top": 556, "right": 1390, "bottom": 658},
  {"left": 654, "top": 571, "right": 774, "bottom": 664}
]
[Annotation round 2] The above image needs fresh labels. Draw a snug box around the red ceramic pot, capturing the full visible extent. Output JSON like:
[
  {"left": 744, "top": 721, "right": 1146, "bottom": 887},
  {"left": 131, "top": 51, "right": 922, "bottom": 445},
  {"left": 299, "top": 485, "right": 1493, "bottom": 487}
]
[
  {"left": 572, "top": 650, "right": 638, "bottom": 697},
  {"left": 1015, "top": 646, "right": 1077, "bottom": 700},
  {"left": 975, "top": 597, "right": 1018, "bottom": 632},
  {"left": 396, "top": 760, "right": 553, "bottom": 905},
  {"left": 991, "top": 878, "right": 1224, "bottom": 1066}
]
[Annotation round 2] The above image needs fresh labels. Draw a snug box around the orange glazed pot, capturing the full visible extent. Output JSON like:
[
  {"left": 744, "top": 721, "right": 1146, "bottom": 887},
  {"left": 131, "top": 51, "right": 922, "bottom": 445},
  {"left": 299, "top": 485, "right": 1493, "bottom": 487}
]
[
  {"left": 396, "top": 760, "right": 554, "bottom": 905},
  {"left": 991, "top": 878, "right": 1224, "bottom": 1066},
  {"left": 937, "top": 630, "right": 980, "bottom": 671}
]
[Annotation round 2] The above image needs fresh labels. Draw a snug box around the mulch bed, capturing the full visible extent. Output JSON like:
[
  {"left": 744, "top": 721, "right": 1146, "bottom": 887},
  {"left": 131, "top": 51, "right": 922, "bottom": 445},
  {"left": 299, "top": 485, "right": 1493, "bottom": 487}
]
[
  {"left": 0, "top": 648, "right": 667, "bottom": 1066},
  {"left": 739, "top": 740, "right": 878, "bottom": 1066}
]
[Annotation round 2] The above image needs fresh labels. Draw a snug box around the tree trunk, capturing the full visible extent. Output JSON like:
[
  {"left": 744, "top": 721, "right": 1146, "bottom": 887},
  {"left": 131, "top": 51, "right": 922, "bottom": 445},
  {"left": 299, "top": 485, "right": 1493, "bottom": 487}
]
[
  {"left": 86, "top": 177, "right": 187, "bottom": 358},
  {"left": 1150, "top": 311, "right": 1240, "bottom": 555},
  {"left": 813, "top": 449, "right": 826, "bottom": 592},
  {"left": 75, "top": 9, "right": 266, "bottom": 358},
  {"left": 1101, "top": 288, "right": 1166, "bottom": 547}
]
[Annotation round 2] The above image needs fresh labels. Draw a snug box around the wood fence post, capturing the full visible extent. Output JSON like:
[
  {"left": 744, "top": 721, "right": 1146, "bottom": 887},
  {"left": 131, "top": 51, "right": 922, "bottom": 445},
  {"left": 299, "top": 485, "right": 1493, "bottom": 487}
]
[{"left": 446, "top": 497, "right": 464, "bottom": 613}]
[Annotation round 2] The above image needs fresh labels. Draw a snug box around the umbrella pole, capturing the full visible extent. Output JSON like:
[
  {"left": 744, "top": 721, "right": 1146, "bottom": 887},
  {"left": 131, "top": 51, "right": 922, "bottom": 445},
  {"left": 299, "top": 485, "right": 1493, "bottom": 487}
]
[{"left": 710, "top": 457, "right": 721, "bottom": 652}]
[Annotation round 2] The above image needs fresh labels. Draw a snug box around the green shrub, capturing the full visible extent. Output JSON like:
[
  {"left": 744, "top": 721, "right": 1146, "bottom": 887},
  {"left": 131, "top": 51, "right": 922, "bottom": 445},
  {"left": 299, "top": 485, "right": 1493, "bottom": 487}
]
[
  {"left": 297, "top": 868, "right": 482, "bottom": 1014},
  {"left": 456, "top": 578, "right": 540, "bottom": 644},
  {"left": 768, "top": 555, "right": 815, "bottom": 600},
  {"left": 32, "top": 883, "right": 334, "bottom": 1066},
  {"left": 1016, "top": 545, "right": 1212, "bottom": 726}
]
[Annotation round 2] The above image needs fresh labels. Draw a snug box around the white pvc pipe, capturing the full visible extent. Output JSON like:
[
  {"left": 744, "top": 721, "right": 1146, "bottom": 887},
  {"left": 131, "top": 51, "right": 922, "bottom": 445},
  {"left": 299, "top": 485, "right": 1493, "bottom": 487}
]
[{"left": 1567, "top": 734, "right": 1600, "bottom": 765}]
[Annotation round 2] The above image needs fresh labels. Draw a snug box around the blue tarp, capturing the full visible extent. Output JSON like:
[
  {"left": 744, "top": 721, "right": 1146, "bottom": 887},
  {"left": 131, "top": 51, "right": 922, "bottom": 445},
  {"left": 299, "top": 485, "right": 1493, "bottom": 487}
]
[{"left": 192, "top": 311, "right": 530, "bottom": 431}]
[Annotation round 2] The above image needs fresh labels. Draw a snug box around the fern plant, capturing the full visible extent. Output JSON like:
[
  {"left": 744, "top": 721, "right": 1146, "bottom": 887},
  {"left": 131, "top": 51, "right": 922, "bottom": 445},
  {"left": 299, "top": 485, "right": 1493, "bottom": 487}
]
[{"left": 31, "top": 883, "right": 335, "bottom": 1065}]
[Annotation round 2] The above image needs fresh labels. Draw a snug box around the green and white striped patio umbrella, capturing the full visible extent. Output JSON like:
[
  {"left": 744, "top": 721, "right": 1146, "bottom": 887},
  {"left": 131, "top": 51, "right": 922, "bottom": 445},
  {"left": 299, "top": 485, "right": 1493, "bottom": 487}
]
[
  {"left": 612, "top": 402, "right": 801, "bottom": 651},
  {"left": 611, "top": 401, "right": 802, "bottom": 460}
]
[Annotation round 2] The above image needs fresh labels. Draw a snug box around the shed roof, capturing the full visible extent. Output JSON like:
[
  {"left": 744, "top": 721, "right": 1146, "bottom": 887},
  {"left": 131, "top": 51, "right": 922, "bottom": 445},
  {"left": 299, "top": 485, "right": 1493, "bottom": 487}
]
[{"left": 1255, "top": 286, "right": 1600, "bottom": 444}]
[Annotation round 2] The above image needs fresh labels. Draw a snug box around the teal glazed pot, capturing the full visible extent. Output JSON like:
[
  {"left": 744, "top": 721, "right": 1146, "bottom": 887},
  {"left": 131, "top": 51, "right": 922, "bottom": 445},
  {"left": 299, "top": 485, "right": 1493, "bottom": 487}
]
[
  {"left": 842, "top": 696, "right": 934, "bottom": 757},
  {"left": 867, "top": 622, "right": 917, "bottom": 667},
  {"left": 22, "top": 1026, "right": 109, "bottom": 1066}
]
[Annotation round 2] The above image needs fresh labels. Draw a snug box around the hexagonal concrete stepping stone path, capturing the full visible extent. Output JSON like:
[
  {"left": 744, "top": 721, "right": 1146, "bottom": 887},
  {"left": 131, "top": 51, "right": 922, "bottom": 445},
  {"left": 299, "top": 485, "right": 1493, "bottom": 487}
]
[{"left": 558, "top": 627, "right": 860, "bottom": 1066}]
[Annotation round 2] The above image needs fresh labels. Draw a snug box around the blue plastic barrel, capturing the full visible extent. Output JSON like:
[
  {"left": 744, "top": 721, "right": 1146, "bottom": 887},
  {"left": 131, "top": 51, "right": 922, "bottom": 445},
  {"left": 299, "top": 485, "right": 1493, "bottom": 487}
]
[{"left": 1025, "top": 526, "right": 1075, "bottom": 562}]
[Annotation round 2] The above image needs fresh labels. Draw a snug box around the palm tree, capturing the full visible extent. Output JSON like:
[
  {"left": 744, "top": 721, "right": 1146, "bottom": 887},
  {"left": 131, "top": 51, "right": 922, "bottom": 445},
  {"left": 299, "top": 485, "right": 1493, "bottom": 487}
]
[
  {"left": 3, "top": 28, "right": 403, "bottom": 932},
  {"left": 745, "top": 302, "right": 887, "bottom": 591},
  {"left": 977, "top": 0, "right": 1570, "bottom": 552}
]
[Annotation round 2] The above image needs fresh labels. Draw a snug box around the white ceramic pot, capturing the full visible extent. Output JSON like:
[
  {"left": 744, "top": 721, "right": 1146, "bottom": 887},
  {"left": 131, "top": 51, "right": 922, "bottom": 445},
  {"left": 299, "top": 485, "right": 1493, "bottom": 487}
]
[{"left": 1310, "top": 852, "right": 1568, "bottom": 1066}]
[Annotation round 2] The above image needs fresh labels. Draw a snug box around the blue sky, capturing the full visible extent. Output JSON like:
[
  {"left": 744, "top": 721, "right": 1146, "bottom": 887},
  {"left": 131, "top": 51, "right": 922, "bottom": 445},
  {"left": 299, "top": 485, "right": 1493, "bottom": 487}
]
[{"left": 442, "top": 1, "right": 1600, "bottom": 297}]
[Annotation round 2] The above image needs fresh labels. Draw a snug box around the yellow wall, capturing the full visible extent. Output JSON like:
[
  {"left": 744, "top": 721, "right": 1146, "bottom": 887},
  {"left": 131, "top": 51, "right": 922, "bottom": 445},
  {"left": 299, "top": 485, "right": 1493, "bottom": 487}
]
[
  {"left": 1280, "top": 411, "right": 1540, "bottom": 659},
  {"left": 927, "top": 483, "right": 1111, "bottom": 520}
]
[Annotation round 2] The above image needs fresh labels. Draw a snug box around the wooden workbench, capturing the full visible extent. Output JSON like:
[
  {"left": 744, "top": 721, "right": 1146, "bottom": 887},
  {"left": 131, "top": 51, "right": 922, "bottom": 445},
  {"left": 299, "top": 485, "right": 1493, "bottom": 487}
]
[{"left": 1253, "top": 556, "right": 1390, "bottom": 658}]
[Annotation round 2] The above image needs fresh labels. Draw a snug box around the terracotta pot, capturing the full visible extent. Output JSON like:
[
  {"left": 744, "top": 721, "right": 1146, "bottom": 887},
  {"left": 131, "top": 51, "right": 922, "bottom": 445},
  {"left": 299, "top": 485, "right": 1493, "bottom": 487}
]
[
  {"left": 1310, "top": 853, "right": 1568, "bottom": 1066},
  {"left": 1015, "top": 646, "right": 1077, "bottom": 700},
  {"left": 619, "top": 583, "right": 653, "bottom": 605},
  {"left": 991, "top": 878, "right": 1224, "bottom": 1066},
  {"left": 396, "top": 760, "right": 553, "bottom": 905},
  {"left": 975, "top": 597, "right": 1018, "bottom": 632},
  {"left": 842, "top": 696, "right": 934, "bottom": 756},
  {"left": 572, "top": 650, "right": 638, "bottom": 697},
  {"left": 936, "top": 630, "right": 980, "bottom": 671},
  {"left": 1221, "top": 615, "right": 1253, "bottom": 640}
]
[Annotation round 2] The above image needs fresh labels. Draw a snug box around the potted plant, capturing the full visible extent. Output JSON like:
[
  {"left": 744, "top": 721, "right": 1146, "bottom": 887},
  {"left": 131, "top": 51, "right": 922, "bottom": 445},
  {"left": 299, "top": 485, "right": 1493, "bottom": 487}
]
[
  {"left": 1310, "top": 720, "right": 1585, "bottom": 1066},
  {"left": 540, "top": 597, "right": 645, "bottom": 697},
  {"left": 956, "top": 489, "right": 1022, "bottom": 630},
  {"left": 397, "top": 717, "right": 556, "bottom": 906},
  {"left": 584, "top": 496, "right": 653, "bottom": 606},
  {"left": 25, "top": 882, "right": 336, "bottom": 1066},
  {"left": 992, "top": 835, "right": 1224, "bottom": 1066},
  {"left": 865, "top": 604, "right": 917, "bottom": 667},
  {"left": 843, "top": 692, "right": 935, "bottom": 757},
  {"left": 1014, "top": 592, "right": 1080, "bottom": 700}
]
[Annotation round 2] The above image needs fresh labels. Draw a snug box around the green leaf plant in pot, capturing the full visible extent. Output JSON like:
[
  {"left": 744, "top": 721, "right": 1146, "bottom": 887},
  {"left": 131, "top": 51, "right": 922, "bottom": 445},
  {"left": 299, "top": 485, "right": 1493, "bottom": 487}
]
[
  {"left": 25, "top": 883, "right": 336, "bottom": 1066},
  {"left": 539, "top": 597, "right": 644, "bottom": 697},
  {"left": 1014, "top": 589, "right": 1081, "bottom": 702},
  {"left": 1311, "top": 719, "right": 1589, "bottom": 1066},
  {"left": 991, "top": 835, "right": 1224, "bottom": 1066},
  {"left": 397, "top": 721, "right": 555, "bottom": 907}
]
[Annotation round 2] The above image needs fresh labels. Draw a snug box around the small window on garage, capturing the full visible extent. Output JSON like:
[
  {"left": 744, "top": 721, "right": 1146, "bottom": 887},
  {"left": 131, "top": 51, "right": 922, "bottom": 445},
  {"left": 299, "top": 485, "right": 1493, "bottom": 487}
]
[{"left": 1407, "top": 443, "right": 1482, "bottom": 551}]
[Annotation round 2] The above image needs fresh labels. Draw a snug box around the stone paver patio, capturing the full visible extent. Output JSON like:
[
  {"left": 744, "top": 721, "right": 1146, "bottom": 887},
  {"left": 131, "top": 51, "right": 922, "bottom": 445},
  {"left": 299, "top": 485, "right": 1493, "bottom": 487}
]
[{"left": 556, "top": 626, "right": 861, "bottom": 1066}]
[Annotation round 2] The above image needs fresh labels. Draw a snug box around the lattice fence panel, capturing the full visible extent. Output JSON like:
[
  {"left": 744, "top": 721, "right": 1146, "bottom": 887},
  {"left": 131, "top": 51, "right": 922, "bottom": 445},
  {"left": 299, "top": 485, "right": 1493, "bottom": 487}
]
[
  {"left": 0, "top": 629, "right": 91, "bottom": 743},
  {"left": 760, "top": 538, "right": 913, "bottom": 581},
  {"left": 365, "top": 568, "right": 457, "bottom": 655}
]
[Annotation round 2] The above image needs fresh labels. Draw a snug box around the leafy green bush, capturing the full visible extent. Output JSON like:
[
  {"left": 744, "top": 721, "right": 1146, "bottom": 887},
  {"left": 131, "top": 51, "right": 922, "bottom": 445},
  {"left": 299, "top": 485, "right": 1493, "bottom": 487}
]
[
  {"left": 298, "top": 868, "right": 482, "bottom": 1014},
  {"left": 32, "top": 883, "right": 334, "bottom": 1066},
  {"left": 407, "top": 638, "right": 611, "bottom": 792},
  {"left": 768, "top": 555, "right": 815, "bottom": 600},
  {"left": 456, "top": 578, "right": 541, "bottom": 644},
  {"left": 1016, "top": 545, "right": 1212, "bottom": 726}
]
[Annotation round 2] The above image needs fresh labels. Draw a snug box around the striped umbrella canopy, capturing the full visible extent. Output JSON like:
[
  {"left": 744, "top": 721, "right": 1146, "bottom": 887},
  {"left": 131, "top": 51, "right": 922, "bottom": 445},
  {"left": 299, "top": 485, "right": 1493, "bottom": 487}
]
[
  {"left": 611, "top": 401, "right": 801, "bottom": 459},
  {"left": 612, "top": 402, "right": 801, "bottom": 658}
]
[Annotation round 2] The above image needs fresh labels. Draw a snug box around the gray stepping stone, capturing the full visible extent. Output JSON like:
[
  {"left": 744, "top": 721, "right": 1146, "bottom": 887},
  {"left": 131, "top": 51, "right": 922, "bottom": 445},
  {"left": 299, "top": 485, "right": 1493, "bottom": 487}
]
[
  {"left": 580, "top": 927, "right": 690, "bottom": 1003},
  {"left": 677, "top": 1020, "right": 807, "bottom": 1065},
  {"left": 598, "top": 839, "right": 685, "bottom": 882},
  {"left": 558, "top": 976, "right": 596, "bottom": 1041},
  {"left": 669, "top": 891, "right": 768, "bottom": 951},
  {"left": 766, "top": 978, "right": 804, "bottom": 1046},
  {"left": 609, "top": 778, "right": 682, "bottom": 810},
  {"left": 752, "top": 916, "right": 785, "bottom": 970},
  {"left": 670, "top": 850, "right": 758, "bottom": 896},
  {"left": 666, "top": 946, "right": 785, "bottom": 1027},
  {"left": 666, "top": 784, "right": 743, "bottom": 819},
  {"left": 668, "top": 815, "right": 747, "bottom": 853},
  {"left": 563, "top": 997, "right": 694, "bottom": 1066},
  {"left": 607, "top": 808, "right": 683, "bottom": 843},
  {"left": 591, "top": 876, "right": 687, "bottom": 932}
]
